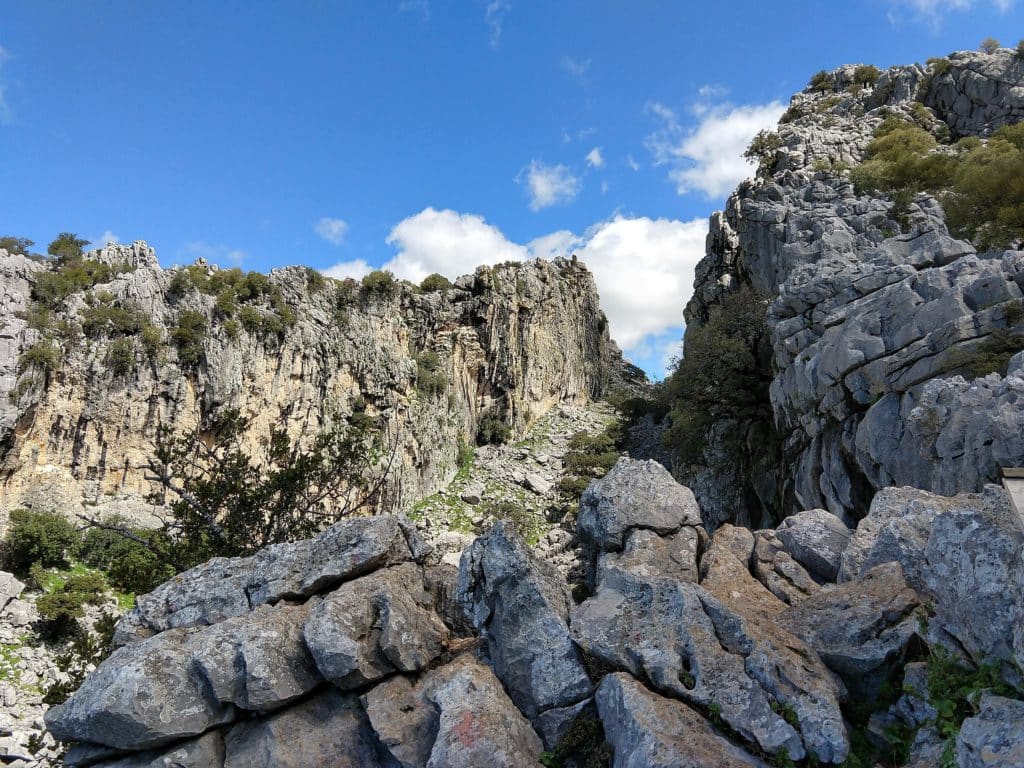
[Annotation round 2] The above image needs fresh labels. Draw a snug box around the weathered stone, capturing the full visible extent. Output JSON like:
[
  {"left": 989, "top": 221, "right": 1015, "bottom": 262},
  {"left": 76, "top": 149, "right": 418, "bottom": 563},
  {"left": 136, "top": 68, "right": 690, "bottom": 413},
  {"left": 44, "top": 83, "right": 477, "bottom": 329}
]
[
  {"left": 956, "top": 693, "right": 1024, "bottom": 768},
  {"left": 223, "top": 689, "right": 385, "bottom": 768},
  {"left": 0, "top": 571, "right": 24, "bottom": 610},
  {"left": 457, "top": 522, "right": 592, "bottom": 727},
  {"left": 363, "top": 654, "right": 544, "bottom": 768},
  {"left": 303, "top": 562, "right": 448, "bottom": 689},
  {"left": 45, "top": 629, "right": 234, "bottom": 750},
  {"left": 752, "top": 531, "right": 819, "bottom": 605},
  {"left": 191, "top": 602, "right": 322, "bottom": 711},
  {"left": 578, "top": 458, "right": 702, "bottom": 551},
  {"left": 87, "top": 732, "right": 224, "bottom": 768},
  {"left": 596, "top": 673, "right": 767, "bottom": 768},
  {"left": 775, "top": 509, "right": 851, "bottom": 582},
  {"left": 779, "top": 562, "right": 921, "bottom": 697},
  {"left": 596, "top": 526, "right": 700, "bottom": 591}
]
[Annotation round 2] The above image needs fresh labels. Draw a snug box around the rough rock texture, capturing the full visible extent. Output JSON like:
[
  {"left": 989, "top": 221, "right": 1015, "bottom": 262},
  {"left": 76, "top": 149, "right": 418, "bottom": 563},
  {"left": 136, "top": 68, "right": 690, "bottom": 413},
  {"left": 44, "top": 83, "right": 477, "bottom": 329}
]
[
  {"left": 838, "top": 484, "right": 1024, "bottom": 677},
  {"left": 956, "top": 693, "right": 1024, "bottom": 768},
  {"left": 596, "top": 673, "right": 768, "bottom": 768},
  {"left": 0, "top": 246, "right": 629, "bottom": 531},
  {"left": 456, "top": 522, "right": 592, "bottom": 744},
  {"left": 682, "top": 49, "right": 1024, "bottom": 524},
  {"left": 774, "top": 509, "right": 851, "bottom": 582}
]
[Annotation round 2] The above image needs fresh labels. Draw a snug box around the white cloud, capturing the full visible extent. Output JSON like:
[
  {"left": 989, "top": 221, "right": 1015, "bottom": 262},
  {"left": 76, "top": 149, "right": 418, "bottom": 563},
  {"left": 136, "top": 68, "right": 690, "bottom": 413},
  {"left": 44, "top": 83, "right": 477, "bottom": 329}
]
[
  {"left": 561, "top": 55, "right": 591, "bottom": 84},
  {"left": 585, "top": 147, "right": 604, "bottom": 168},
  {"left": 324, "top": 208, "right": 708, "bottom": 365},
  {"left": 601, "top": 180, "right": 609, "bottom": 195},
  {"left": 646, "top": 98, "right": 786, "bottom": 199},
  {"left": 625, "top": 154, "right": 641, "bottom": 171},
  {"left": 180, "top": 241, "right": 246, "bottom": 267},
  {"left": 399, "top": 0, "right": 431, "bottom": 20},
  {"left": 485, "top": 0, "right": 510, "bottom": 47},
  {"left": 887, "top": 0, "right": 1014, "bottom": 27},
  {"left": 90, "top": 230, "right": 120, "bottom": 248},
  {"left": 324, "top": 258, "right": 372, "bottom": 281},
  {"left": 517, "top": 160, "right": 581, "bottom": 211},
  {"left": 315, "top": 217, "right": 349, "bottom": 245}
]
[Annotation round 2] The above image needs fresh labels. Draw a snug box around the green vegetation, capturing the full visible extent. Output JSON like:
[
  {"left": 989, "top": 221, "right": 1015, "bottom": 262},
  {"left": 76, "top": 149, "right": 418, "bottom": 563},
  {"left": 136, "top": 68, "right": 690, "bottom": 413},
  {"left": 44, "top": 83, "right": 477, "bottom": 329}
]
[
  {"left": 476, "top": 415, "right": 512, "bottom": 445},
  {"left": 106, "top": 338, "right": 136, "bottom": 376},
  {"left": 170, "top": 309, "right": 209, "bottom": 367},
  {"left": 851, "top": 118, "right": 1024, "bottom": 250},
  {"left": 80, "top": 301, "right": 147, "bottom": 338},
  {"left": 42, "top": 613, "right": 116, "bottom": 705},
  {"left": 944, "top": 329, "right": 1024, "bottom": 379},
  {"left": 744, "top": 130, "right": 782, "bottom": 178},
  {"left": 663, "top": 286, "right": 772, "bottom": 467},
  {"left": 482, "top": 499, "right": 545, "bottom": 545},
  {"left": 1, "top": 510, "right": 79, "bottom": 574},
  {"left": 414, "top": 350, "right": 448, "bottom": 396},
  {"left": 360, "top": 269, "right": 398, "bottom": 300},
  {"left": 36, "top": 573, "right": 108, "bottom": 638},
  {"left": 539, "top": 712, "right": 613, "bottom": 768},
  {"left": 853, "top": 64, "right": 882, "bottom": 86},
  {"left": 0, "top": 236, "right": 36, "bottom": 256},
  {"left": 927, "top": 56, "right": 952, "bottom": 75},
  {"left": 808, "top": 69, "right": 833, "bottom": 93},
  {"left": 558, "top": 428, "right": 620, "bottom": 501},
  {"left": 979, "top": 37, "right": 1001, "bottom": 54},
  {"left": 18, "top": 340, "right": 61, "bottom": 374},
  {"left": 420, "top": 273, "right": 452, "bottom": 292},
  {"left": 1017, "top": 39, "right": 1024, "bottom": 58},
  {"left": 305, "top": 267, "right": 327, "bottom": 293},
  {"left": 47, "top": 232, "right": 89, "bottom": 262},
  {"left": 33, "top": 257, "right": 125, "bottom": 310},
  {"left": 77, "top": 517, "right": 176, "bottom": 594}
]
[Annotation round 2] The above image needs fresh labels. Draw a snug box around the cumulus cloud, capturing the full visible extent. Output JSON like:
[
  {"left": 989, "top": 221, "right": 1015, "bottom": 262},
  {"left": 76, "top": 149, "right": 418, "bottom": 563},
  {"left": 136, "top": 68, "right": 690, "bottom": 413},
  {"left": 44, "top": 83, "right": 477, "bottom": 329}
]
[
  {"left": 315, "top": 217, "right": 349, "bottom": 245},
  {"left": 485, "top": 0, "right": 510, "bottom": 47},
  {"left": 324, "top": 208, "right": 707, "bottom": 372},
  {"left": 645, "top": 98, "right": 785, "bottom": 199},
  {"left": 517, "top": 160, "right": 581, "bottom": 211},
  {"left": 323, "top": 258, "right": 372, "bottom": 281},
  {"left": 90, "top": 230, "right": 120, "bottom": 248},
  {"left": 887, "top": 0, "right": 1014, "bottom": 27},
  {"left": 585, "top": 147, "right": 605, "bottom": 168},
  {"left": 180, "top": 241, "right": 246, "bottom": 267}
]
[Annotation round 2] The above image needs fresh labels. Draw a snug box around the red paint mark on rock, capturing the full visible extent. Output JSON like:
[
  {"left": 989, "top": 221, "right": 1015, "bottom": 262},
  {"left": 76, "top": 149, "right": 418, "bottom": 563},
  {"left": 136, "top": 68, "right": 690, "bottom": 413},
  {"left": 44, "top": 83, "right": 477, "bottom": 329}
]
[{"left": 453, "top": 711, "right": 480, "bottom": 747}]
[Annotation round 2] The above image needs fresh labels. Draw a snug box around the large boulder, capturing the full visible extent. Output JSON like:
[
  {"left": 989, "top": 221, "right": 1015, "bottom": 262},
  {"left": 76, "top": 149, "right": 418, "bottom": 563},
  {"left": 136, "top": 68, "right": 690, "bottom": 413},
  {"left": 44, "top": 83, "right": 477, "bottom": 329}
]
[
  {"left": 955, "top": 693, "right": 1024, "bottom": 768},
  {"left": 303, "top": 562, "right": 449, "bottom": 689},
  {"left": 457, "top": 522, "right": 592, "bottom": 743},
  {"left": 774, "top": 509, "right": 851, "bottom": 582},
  {"left": 596, "top": 673, "right": 767, "bottom": 768},
  {"left": 363, "top": 654, "right": 544, "bottom": 768},
  {"left": 779, "top": 562, "right": 922, "bottom": 697},
  {"left": 45, "top": 629, "right": 234, "bottom": 750},
  {"left": 751, "top": 530, "right": 820, "bottom": 605},
  {"left": 79, "top": 732, "right": 224, "bottom": 768},
  {"left": 596, "top": 526, "right": 701, "bottom": 591},
  {"left": 578, "top": 458, "right": 702, "bottom": 550},
  {"left": 222, "top": 690, "right": 386, "bottom": 768}
]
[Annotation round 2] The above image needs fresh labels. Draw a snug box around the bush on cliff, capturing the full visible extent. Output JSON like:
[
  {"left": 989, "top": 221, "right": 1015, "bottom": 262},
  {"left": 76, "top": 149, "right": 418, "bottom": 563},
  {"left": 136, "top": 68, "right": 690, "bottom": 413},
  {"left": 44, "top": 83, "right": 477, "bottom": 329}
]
[{"left": 2, "top": 510, "right": 80, "bottom": 575}]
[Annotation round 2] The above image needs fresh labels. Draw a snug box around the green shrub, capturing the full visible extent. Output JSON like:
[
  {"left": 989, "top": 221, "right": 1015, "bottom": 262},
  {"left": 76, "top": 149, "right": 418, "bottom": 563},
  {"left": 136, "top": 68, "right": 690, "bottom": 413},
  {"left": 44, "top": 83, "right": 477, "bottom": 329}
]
[
  {"left": 170, "top": 310, "right": 208, "bottom": 367},
  {"left": 540, "top": 712, "right": 613, "bottom": 768},
  {"left": 744, "top": 130, "right": 782, "bottom": 177},
  {"left": 420, "top": 273, "right": 452, "bottom": 292},
  {"left": 35, "top": 591, "right": 88, "bottom": 637},
  {"left": 80, "top": 303, "right": 146, "bottom": 338},
  {"left": 106, "top": 338, "right": 136, "bottom": 377},
  {"left": 18, "top": 340, "right": 61, "bottom": 374},
  {"left": 167, "top": 270, "right": 192, "bottom": 299},
  {"left": 47, "top": 233, "right": 89, "bottom": 263},
  {"left": 33, "top": 258, "right": 120, "bottom": 308},
  {"left": 853, "top": 64, "right": 881, "bottom": 86},
  {"left": 140, "top": 324, "right": 162, "bottom": 358},
  {"left": 0, "top": 236, "right": 35, "bottom": 256},
  {"left": 979, "top": 37, "right": 1001, "bottom": 54},
  {"left": 927, "top": 56, "right": 952, "bottom": 75},
  {"left": 415, "top": 351, "right": 447, "bottom": 396},
  {"left": 360, "top": 269, "right": 397, "bottom": 300},
  {"left": 808, "top": 70, "right": 832, "bottom": 93},
  {"left": 305, "top": 267, "right": 327, "bottom": 292},
  {"left": 944, "top": 330, "right": 1024, "bottom": 379},
  {"left": 476, "top": 416, "right": 511, "bottom": 445},
  {"left": 2, "top": 510, "right": 80, "bottom": 574},
  {"left": 77, "top": 519, "right": 175, "bottom": 594}
]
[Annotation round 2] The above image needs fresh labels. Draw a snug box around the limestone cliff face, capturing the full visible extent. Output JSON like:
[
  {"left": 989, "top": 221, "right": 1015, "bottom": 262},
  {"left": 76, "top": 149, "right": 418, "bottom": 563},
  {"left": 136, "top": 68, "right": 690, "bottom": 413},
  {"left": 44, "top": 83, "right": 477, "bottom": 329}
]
[
  {"left": 0, "top": 245, "right": 625, "bottom": 526},
  {"left": 685, "top": 49, "right": 1024, "bottom": 525}
]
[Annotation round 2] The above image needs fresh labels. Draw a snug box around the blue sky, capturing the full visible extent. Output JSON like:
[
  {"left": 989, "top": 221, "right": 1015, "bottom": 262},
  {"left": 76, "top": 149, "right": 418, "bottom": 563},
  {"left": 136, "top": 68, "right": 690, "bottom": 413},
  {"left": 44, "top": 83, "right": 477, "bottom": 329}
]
[{"left": 1, "top": 1, "right": 1020, "bottom": 377}]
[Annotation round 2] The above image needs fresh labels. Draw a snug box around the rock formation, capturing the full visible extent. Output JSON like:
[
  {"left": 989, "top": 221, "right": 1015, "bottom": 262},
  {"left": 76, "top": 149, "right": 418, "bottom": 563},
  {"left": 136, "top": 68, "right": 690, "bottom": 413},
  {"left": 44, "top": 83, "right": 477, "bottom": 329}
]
[
  {"left": 43, "top": 457, "right": 1024, "bottom": 766},
  {"left": 683, "top": 49, "right": 1024, "bottom": 524},
  {"left": 0, "top": 247, "right": 632, "bottom": 529}
]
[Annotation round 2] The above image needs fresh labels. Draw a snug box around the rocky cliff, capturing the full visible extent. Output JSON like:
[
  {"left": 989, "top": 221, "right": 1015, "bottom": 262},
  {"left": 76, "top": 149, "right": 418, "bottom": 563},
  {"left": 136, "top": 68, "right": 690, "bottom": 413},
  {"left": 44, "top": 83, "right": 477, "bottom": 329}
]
[
  {"left": 0, "top": 245, "right": 629, "bottom": 528},
  {"left": 683, "top": 48, "right": 1024, "bottom": 525},
  {"left": 41, "top": 458, "right": 1024, "bottom": 767}
]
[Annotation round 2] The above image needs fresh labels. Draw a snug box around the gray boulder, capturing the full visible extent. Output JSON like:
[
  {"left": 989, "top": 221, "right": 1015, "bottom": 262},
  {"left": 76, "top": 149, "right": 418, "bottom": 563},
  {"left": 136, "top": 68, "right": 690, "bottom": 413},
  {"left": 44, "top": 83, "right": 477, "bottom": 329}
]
[
  {"left": 779, "top": 562, "right": 922, "bottom": 697},
  {"left": 303, "top": 562, "right": 448, "bottom": 689},
  {"left": 578, "top": 458, "right": 702, "bottom": 550},
  {"left": 84, "top": 732, "right": 224, "bottom": 768},
  {"left": 45, "top": 629, "right": 234, "bottom": 750},
  {"left": 775, "top": 509, "right": 851, "bottom": 582},
  {"left": 457, "top": 522, "right": 592, "bottom": 732},
  {"left": 956, "top": 693, "right": 1024, "bottom": 768},
  {"left": 0, "top": 571, "right": 24, "bottom": 610},
  {"left": 222, "top": 689, "right": 386, "bottom": 768},
  {"left": 596, "top": 673, "right": 767, "bottom": 768},
  {"left": 752, "top": 531, "right": 820, "bottom": 605},
  {"left": 192, "top": 602, "right": 322, "bottom": 711},
  {"left": 363, "top": 654, "right": 544, "bottom": 768},
  {"left": 596, "top": 526, "right": 701, "bottom": 590}
]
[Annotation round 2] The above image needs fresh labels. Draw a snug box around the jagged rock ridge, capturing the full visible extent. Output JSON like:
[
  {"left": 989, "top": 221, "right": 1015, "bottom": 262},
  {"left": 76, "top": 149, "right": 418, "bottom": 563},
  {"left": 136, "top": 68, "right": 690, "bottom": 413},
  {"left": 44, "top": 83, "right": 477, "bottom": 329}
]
[
  {"left": 684, "top": 48, "right": 1024, "bottom": 524},
  {"left": 0, "top": 245, "right": 631, "bottom": 528}
]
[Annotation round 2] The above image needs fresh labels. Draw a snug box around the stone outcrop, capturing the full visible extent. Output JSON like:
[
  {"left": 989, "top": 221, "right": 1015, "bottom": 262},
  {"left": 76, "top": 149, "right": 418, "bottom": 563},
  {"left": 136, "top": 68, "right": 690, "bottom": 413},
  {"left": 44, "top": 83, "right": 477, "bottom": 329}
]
[
  {"left": 682, "top": 48, "right": 1024, "bottom": 524},
  {"left": 0, "top": 246, "right": 629, "bottom": 530}
]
